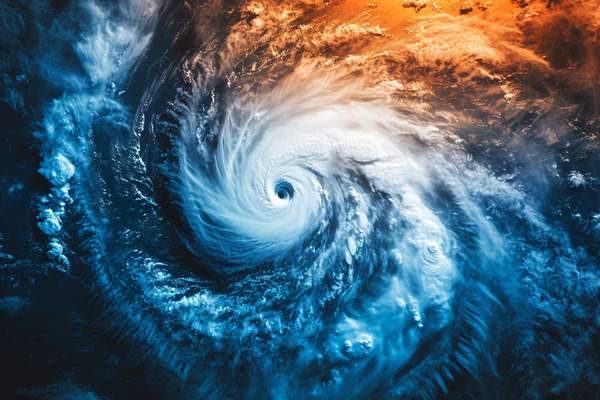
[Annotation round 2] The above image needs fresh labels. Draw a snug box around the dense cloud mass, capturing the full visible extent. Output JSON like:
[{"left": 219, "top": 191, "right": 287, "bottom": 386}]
[{"left": 0, "top": 0, "right": 599, "bottom": 399}]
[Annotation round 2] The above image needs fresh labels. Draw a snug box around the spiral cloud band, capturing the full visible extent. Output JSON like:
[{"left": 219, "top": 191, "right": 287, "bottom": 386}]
[{"left": 0, "top": 0, "right": 598, "bottom": 398}]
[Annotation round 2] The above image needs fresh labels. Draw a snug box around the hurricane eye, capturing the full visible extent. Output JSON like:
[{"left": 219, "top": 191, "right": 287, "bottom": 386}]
[{"left": 275, "top": 180, "right": 294, "bottom": 200}]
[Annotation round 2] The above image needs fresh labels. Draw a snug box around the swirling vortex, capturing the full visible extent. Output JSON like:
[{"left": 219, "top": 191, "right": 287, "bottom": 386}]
[
  {"left": 26, "top": 0, "right": 599, "bottom": 398},
  {"left": 158, "top": 68, "right": 507, "bottom": 398}
]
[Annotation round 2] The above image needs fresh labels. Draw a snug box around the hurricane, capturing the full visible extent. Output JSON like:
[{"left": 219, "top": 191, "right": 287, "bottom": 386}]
[{"left": 1, "top": 0, "right": 599, "bottom": 399}]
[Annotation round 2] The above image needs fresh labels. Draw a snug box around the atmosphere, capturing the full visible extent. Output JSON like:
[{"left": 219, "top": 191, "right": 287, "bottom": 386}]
[{"left": 0, "top": 1, "right": 599, "bottom": 399}]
